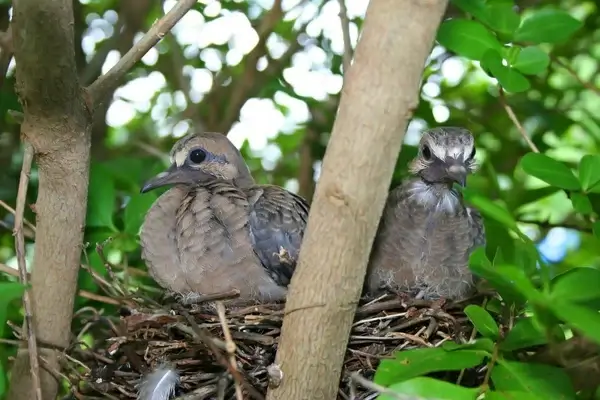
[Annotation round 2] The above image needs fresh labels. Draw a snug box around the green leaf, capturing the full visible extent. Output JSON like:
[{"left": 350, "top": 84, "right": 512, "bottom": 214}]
[
  {"left": 464, "top": 305, "right": 499, "bottom": 339},
  {"left": 451, "top": 0, "right": 487, "bottom": 21},
  {"left": 516, "top": 187, "right": 560, "bottom": 207},
  {"left": 570, "top": 193, "right": 593, "bottom": 215},
  {"left": 483, "top": 3, "right": 521, "bottom": 35},
  {"left": 484, "top": 391, "right": 544, "bottom": 400},
  {"left": 124, "top": 192, "right": 158, "bottom": 235},
  {"left": 593, "top": 221, "right": 600, "bottom": 239},
  {"left": 87, "top": 163, "right": 117, "bottom": 230},
  {"left": 501, "top": 317, "right": 547, "bottom": 351},
  {"left": 470, "top": 262, "right": 540, "bottom": 305},
  {"left": 578, "top": 155, "right": 600, "bottom": 192},
  {"left": 443, "top": 338, "right": 495, "bottom": 353},
  {"left": 379, "top": 377, "right": 479, "bottom": 400},
  {"left": 374, "top": 347, "right": 487, "bottom": 386},
  {"left": 0, "top": 282, "right": 26, "bottom": 336},
  {"left": 514, "top": 9, "right": 583, "bottom": 44},
  {"left": 481, "top": 50, "right": 531, "bottom": 93},
  {"left": 492, "top": 360, "right": 576, "bottom": 399},
  {"left": 551, "top": 267, "right": 600, "bottom": 304},
  {"left": 519, "top": 153, "right": 581, "bottom": 191},
  {"left": 512, "top": 47, "right": 550, "bottom": 75},
  {"left": 550, "top": 300, "right": 600, "bottom": 345},
  {"left": 462, "top": 187, "right": 517, "bottom": 229},
  {"left": 437, "top": 19, "right": 503, "bottom": 61}
]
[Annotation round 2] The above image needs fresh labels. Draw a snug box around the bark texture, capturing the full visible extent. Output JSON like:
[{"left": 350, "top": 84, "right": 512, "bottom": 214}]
[
  {"left": 8, "top": 1, "right": 92, "bottom": 399},
  {"left": 265, "top": 1, "right": 449, "bottom": 399}
]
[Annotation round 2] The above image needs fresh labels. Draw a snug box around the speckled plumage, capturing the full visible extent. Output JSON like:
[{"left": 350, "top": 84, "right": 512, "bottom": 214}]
[
  {"left": 139, "top": 132, "right": 308, "bottom": 304},
  {"left": 366, "top": 127, "right": 486, "bottom": 301}
]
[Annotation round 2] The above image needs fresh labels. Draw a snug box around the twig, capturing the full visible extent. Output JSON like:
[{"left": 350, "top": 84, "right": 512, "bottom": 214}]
[
  {"left": 216, "top": 302, "right": 243, "bottom": 400},
  {"left": 337, "top": 0, "right": 353, "bottom": 76},
  {"left": 95, "top": 238, "right": 119, "bottom": 285},
  {"left": 480, "top": 343, "right": 500, "bottom": 394},
  {"left": 552, "top": 56, "right": 600, "bottom": 96},
  {"left": 179, "top": 310, "right": 265, "bottom": 400},
  {"left": 87, "top": 0, "right": 198, "bottom": 107},
  {"left": 0, "top": 262, "right": 122, "bottom": 305},
  {"left": 13, "top": 142, "right": 43, "bottom": 400},
  {"left": 498, "top": 87, "right": 539, "bottom": 153},
  {"left": 0, "top": 199, "right": 37, "bottom": 234}
]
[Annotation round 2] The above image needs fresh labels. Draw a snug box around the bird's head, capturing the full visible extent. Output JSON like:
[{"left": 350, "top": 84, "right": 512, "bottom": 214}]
[
  {"left": 140, "top": 132, "right": 254, "bottom": 193},
  {"left": 409, "top": 127, "right": 478, "bottom": 188}
]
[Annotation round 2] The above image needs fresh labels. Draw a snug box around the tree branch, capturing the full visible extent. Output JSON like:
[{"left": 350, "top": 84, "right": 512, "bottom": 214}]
[
  {"left": 13, "top": 143, "right": 43, "bottom": 400},
  {"left": 337, "top": 0, "right": 353, "bottom": 76},
  {"left": 265, "top": 1, "right": 448, "bottom": 399},
  {"left": 87, "top": 0, "right": 198, "bottom": 108},
  {"left": 498, "top": 87, "right": 539, "bottom": 153},
  {"left": 552, "top": 55, "right": 600, "bottom": 96},
  {"left": 9, "top": 1, "right": 92, "bottom": 398}
]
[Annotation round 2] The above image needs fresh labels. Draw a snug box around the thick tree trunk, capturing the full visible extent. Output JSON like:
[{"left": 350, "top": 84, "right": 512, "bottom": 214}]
[
  {"left": 8, "top": 2, "right": 92, "bottom": 399},
  {"left": 265, "top": 1, "right": 448, "bottom": 399}
]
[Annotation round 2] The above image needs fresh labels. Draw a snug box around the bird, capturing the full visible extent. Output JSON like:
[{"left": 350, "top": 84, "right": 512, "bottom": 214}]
[
  {"left": 138, "top": 132, "right": 309, "bottom": 305},
  {"left": 365, "top": 126, "right": 486, "bottom": 301}
]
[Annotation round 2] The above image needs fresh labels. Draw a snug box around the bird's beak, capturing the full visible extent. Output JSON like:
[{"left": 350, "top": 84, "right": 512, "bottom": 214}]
[
  {"left": 140, "top": 164, "right": 185, "bottom": 193},
  {"left": 447, "top": 164, "right": 467, "bottom": 187}
]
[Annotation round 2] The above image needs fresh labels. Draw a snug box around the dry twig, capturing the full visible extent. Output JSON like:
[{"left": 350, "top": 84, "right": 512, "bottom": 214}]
[
  {"left": 13, "top": 142, "right": 43, "bottom": 400},
  {"left": 498, "top": 87, "right": 539, "bottom": 153},
  {"left": 216, "top": 302, "right": 243, "bottom": 400}
]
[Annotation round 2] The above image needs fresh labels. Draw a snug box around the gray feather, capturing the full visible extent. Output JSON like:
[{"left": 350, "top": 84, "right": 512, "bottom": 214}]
[{"left": 137, "top": 365, "right": 180, "bottom": 400}]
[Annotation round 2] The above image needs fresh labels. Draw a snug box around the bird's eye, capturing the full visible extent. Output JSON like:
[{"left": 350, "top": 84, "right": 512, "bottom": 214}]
[
  {"left": 188, "top": 149, "right": 207, "bottom": 164},
  {"left": 422, "top": 145, "right": 432, "bottom": 160},
  {"left": 468, "top": 147, "right": 476, "bottom": 160}
]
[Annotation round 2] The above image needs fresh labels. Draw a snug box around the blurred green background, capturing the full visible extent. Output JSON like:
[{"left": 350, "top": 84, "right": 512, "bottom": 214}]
[{"left": 0, "top": 0, "right": 600, "bottom": 398}]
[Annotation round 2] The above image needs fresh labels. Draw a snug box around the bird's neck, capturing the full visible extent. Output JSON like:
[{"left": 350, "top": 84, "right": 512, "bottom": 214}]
[{"left": 405, "top": 178, "right": 463, "bottom": 214}]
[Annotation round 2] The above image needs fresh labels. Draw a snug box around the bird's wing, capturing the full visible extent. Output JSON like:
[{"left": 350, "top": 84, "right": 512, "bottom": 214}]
[
  {"left": 467, "top": 206, "right": 486, "bottom": 251},
  {"left": 246, "top": 185, "right": 309, "bottom": 287}
]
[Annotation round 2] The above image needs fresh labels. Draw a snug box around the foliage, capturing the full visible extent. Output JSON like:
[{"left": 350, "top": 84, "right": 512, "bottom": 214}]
[{"left": 0, "top": 0, "right": 599, "bottom": 398}]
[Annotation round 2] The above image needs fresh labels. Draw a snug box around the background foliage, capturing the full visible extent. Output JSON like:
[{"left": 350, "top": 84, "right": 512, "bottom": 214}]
[{"left": 1, "top": 0, "right": 600, "bottom": 398}]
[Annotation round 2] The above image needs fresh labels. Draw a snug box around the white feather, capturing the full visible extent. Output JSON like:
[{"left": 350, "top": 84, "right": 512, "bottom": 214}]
[
  {"left": 137, "top": 365, "right": 180, "bottom": 400},
  {"left": 405, "top": 180, "right": 460, "bottom": 214}
]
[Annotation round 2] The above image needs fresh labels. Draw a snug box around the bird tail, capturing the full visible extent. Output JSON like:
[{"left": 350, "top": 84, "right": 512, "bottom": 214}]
[{"left": 137, "top": 365, "right": 180, "bottom": 400}]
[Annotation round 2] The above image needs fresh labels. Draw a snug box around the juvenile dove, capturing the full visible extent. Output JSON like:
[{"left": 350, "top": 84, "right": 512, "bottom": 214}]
[
  {"left": 139, "top": 132, "right": 309, "bottom": 304},
  {"left": 366, "top": 127, "right": 486, "bottom": 301}
]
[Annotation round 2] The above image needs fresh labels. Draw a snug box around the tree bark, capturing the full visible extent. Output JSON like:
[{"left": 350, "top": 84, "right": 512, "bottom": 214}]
[
  {"left": 265, "top": 1, "right": 448, "bottom": 399},
  {"left": 8, "top": 1, "right": 92, "bottom": 399}
]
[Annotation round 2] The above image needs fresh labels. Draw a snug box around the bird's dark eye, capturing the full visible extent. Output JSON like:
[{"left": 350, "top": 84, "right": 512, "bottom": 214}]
[
  {"left": 188, "top": 149, "right": 207, "bottom": 164},
  {"left": 468, "top": 147, "right": 476, "bottom": 160},
  {"left": 422, "top": 145, "right": 432, "bottom": 160}
]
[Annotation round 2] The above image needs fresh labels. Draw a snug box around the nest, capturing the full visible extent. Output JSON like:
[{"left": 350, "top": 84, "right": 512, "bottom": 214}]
[{"left": 64, "top": 285, "right": 484, "bottom": 400}]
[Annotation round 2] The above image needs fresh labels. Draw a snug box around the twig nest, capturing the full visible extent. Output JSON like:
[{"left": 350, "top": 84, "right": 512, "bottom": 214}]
[{"left": 68, "top": 291, "right": 482, "bottom": 399}]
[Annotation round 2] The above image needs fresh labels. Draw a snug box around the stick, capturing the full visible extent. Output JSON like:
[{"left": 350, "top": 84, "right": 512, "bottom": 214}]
[
  {"left": 179, "top": 310, "right": 264, "bottom": 400},
  {"left": 87, "top": 0, "right": 198, "bottom": 106},
  {"left": 13, "top": 142, "right": 43, "bottom": 400},
  {"left": 498, "top": 87, "right": 539, "bottom": 153},
  {"left": 337, "top": 0, "right": 353, "bottom": 76},
  {"left": 216, "top": 302, "right": 243, "bottom": 400}
]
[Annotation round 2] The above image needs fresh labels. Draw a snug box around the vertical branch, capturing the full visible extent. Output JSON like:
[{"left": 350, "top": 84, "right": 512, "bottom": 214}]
[
  {"left": 266, "top": 0, "right": 449, "bottom": 399},
  {"left": 13, "top": 143, "right": 42, "bottom": 400},
  {"left": 337, "top": 0, "right": 353, "bottom": 76}
]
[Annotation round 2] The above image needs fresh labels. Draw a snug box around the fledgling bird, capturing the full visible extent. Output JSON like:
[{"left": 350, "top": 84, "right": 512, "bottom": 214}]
[
  {"left": 139, "top": 132, "right": 309, "bottom": 304},
  {"left": 365, "top": 127, "right": 486, "bottom": 301}
]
